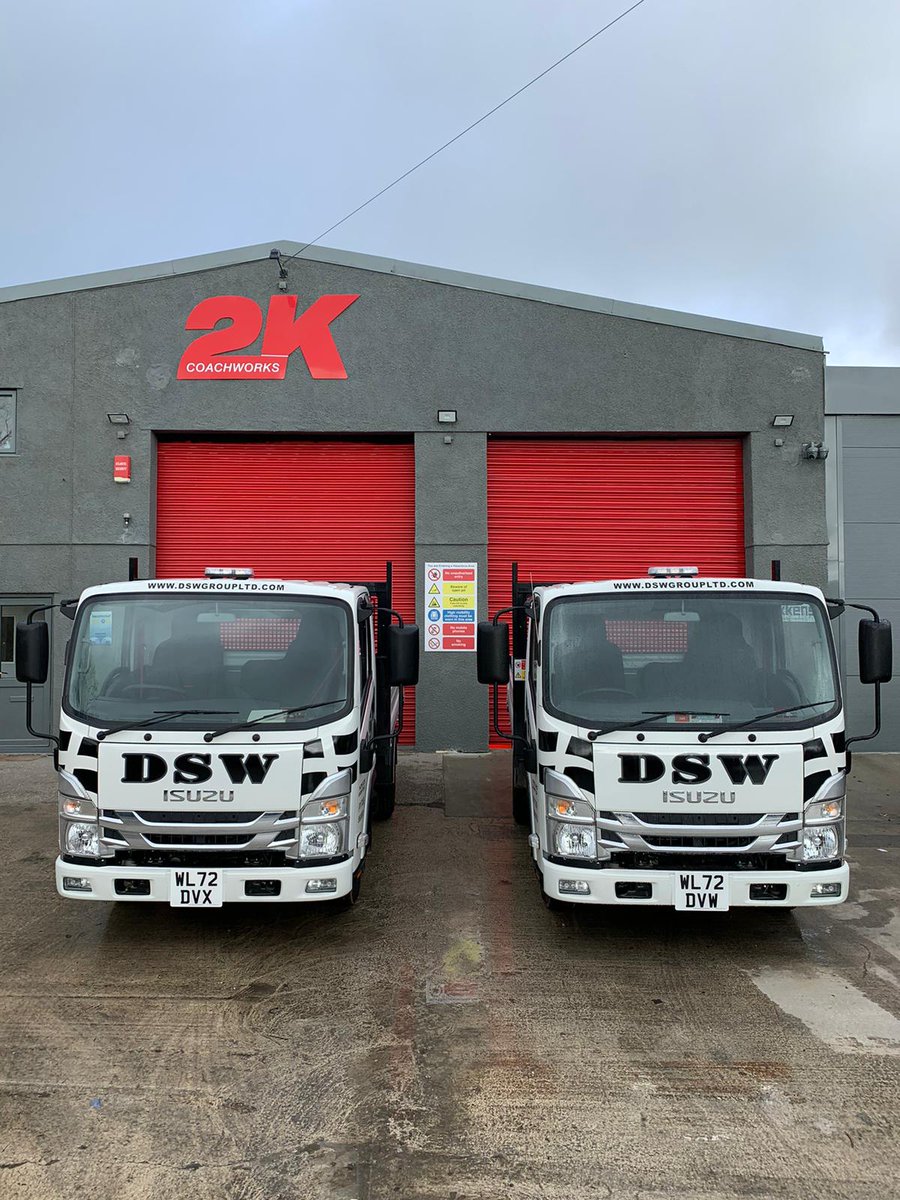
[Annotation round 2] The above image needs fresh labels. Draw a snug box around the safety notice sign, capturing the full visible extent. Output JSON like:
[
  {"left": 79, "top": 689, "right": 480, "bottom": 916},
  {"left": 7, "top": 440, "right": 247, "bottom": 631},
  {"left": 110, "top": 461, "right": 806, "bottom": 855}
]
[{"left": 424, "top": 562, "right": 477, "bottom": 652}]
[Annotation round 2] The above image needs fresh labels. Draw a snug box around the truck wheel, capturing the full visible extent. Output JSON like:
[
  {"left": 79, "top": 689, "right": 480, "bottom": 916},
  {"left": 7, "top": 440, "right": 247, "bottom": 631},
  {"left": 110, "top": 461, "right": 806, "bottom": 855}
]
[
  {"left": 539, "top": 874, "right": 569, "bottom": 912},
  {"left": 327, "top": 866, "right": 363, "bottom": 912},
  {"left": 512, "top": 784, "right": 530, "bottom": 826},
  {"left": 371, "top": 780, "right": 396, "bottom": 821}
]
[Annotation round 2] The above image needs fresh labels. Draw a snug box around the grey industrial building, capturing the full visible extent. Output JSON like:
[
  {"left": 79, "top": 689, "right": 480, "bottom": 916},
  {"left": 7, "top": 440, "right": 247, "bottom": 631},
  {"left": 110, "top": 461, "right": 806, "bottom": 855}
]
[{"left": 0, "top": 240, "right": 838, "bottom": 752}]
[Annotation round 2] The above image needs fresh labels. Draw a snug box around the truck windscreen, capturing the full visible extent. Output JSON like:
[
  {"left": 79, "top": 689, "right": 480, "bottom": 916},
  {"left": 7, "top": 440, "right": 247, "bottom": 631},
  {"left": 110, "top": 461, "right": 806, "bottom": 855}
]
[
  {"left": 542, "top": 591, "right": 840, "bottom": 732},
  {"left": 65, "top": 594, "right": 353, "bottom": 731}
]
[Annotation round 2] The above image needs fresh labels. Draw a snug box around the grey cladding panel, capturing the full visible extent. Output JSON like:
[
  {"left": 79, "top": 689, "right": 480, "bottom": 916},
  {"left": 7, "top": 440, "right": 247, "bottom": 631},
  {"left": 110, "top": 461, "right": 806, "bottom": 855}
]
[
  {"left": 844, "top": 526, "right": 900, "bottom": 599},
  {"left": 841, "top": 417, "right": 900, "bottom": 449},
  {"left": 842, "top": 448, "right": 900, "bottom": 523}
]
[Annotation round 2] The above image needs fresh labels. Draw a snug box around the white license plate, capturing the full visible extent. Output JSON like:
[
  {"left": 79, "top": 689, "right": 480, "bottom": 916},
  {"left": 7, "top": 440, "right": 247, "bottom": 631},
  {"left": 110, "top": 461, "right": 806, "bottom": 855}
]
[
  {"left": 674, "top": 872, "right": 729, "bottom": 912},
  {"left": 169, "top": 869, "right": 223, "bottom": 908}
]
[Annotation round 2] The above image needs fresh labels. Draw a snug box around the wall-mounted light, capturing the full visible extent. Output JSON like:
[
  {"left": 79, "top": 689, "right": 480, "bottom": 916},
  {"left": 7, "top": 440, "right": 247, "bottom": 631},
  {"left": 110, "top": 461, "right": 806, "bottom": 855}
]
[
  {"left": 437, "top": 410, "right": 457, "bottom": 424},
  {"left": 802, "top": 442, "right": 829, "bottom": 460},
  {"left": 107, "top": 413, "right": 130, "bottom": 425},
  {"left": 269, "top": 247, "right": 289, "bottom": 291},
  {"left": 772, "top": 415, "right": 794, "bottom": 427}
]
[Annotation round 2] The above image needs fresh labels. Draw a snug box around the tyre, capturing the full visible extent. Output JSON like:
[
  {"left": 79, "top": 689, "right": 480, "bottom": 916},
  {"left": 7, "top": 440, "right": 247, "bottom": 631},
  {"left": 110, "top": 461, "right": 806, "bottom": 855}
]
[
  {"left": 372, "top": 741, "right": 397, "bottom": 821},
  {"left": 371, "top": 779, "right": 396, "bottom": 821},
  {"left": 326, "top": 866, "right": 363, "bottom": 913},
  {"left": 539, "top": 873, "right": 570, "bottom": 912},
  {"left": 512, "top": 784, "right": 530, "bottom": 826},
  {"left": 512, "top": 759, "right": 530, "bottom": 826}
]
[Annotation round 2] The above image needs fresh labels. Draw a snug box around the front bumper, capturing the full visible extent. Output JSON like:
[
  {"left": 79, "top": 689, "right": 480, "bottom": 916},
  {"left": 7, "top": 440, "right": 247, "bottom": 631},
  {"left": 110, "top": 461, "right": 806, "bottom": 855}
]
[
  {"left": 55, "top": 856, "right": 354, "bottom": 903},
  {"left": 541, "top": 859, "right": 849, "bottom": 907}
]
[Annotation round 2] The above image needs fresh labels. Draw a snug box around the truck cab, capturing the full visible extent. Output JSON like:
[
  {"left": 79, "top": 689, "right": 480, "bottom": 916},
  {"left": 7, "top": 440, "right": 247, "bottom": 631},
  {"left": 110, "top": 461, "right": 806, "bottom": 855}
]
[
  {"left": 478, "top": 567, "right": 892, "bottom": 912},
  {"left": 16, "top": 567, "right": 418, "bottom": 908}
]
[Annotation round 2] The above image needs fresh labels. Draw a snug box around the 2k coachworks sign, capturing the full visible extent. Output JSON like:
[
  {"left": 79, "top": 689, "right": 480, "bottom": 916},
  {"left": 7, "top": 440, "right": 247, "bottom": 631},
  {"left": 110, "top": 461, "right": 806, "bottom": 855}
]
[{"left": 177, "top": 294, "right": 359, "bottom": 380}]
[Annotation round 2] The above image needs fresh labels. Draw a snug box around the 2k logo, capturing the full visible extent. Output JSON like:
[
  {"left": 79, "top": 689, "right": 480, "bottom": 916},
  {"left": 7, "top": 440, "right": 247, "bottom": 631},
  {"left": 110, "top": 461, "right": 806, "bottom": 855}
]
[{"left": 177, "top": 294, "right": 359, "bottom": 381}]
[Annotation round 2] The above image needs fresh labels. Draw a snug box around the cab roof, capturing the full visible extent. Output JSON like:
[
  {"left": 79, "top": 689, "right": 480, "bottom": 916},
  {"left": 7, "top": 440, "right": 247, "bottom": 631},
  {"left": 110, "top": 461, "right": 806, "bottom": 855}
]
[
  {"left": 534, "top": 577, "right": 827, "bottom": 603},
  {"left": 76, "top": 578, "right": 367, "bottom": 604}
]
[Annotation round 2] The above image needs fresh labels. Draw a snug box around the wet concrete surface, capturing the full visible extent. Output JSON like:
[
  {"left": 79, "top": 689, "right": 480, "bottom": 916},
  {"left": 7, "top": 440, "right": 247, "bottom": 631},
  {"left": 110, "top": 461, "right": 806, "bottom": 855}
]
[{"left": 1, "top": 750, "right": 900, "bottom": 1199}]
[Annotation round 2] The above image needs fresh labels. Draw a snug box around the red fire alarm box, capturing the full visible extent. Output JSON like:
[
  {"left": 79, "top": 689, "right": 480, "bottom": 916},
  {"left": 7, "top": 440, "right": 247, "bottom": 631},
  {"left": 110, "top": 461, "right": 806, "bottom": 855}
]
[{"left": 114, "top": 455, "right": 132, "bottom": 483}]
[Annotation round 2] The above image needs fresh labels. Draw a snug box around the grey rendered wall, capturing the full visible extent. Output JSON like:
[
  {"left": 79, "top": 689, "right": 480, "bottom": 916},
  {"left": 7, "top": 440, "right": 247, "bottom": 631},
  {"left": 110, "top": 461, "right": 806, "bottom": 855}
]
[{"left": 0, "top": 253, "right": 827, "bottom": 751}]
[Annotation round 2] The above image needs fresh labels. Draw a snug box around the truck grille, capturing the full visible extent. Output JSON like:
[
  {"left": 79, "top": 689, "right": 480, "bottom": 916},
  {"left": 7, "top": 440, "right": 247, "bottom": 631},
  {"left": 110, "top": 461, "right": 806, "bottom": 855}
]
[
  {"left": 100, "top": 810, "right": 298, "bottom": 853},
  {"left": 135, "top": 832, "right": 255, "bottom": 847},
  {"left": 597, "top": 811, "right": 801, "bottom": 857}
]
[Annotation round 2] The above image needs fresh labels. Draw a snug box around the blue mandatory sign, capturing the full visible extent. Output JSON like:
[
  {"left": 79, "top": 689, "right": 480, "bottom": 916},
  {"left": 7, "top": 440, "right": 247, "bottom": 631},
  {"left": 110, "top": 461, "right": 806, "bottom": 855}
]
[
  {"left": 443, "top": 609, "right": 475, "bottom": 622},
  {"left": 427, "top": 608, "right": 442, "bottom": 622}
]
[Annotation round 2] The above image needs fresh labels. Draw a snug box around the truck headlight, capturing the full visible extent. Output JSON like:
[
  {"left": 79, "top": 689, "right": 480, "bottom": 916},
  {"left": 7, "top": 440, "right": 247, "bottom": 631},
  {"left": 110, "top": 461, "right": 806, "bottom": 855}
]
[
  {"left": 805, "top": 797, "right": 843, "bottom": 823},
  {"left": 801, "top": 825, "right": 841, "bottom": 862},
  {"left": 546, "top": 795, "right": 594, "bottom": 822},
  {"left": 299, "top": 822, "right": 345, "bottom": 858},
  {"left": 553, "top": 823, "right": 597, "bottom": 859},
  {"left": 60, "top": 795, "right": 97, "bottom": 818},
  {"left": 301, "top": 795, "right": 349, "bottom": 822},
  {"left": 65, "top": 822, "right": 100, "bottom": 856},
  {"left": 58, "top": 769, "right": 96, "bottom": 818}
]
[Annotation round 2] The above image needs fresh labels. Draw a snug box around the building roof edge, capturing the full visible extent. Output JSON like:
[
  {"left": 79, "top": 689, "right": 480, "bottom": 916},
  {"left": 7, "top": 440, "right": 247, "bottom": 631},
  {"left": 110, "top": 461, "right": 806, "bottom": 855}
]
[{"left": 0, "top": 239, "right": 824, "bottom": 352}]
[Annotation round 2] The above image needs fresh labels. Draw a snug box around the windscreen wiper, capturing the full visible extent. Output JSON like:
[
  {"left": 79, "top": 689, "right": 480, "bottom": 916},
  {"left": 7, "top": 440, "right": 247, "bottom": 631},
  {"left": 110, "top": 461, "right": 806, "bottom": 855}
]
[
  {"left": 699, "top": 699, "right": 835, "bottom": 742},
  {"left": 97, "top": 710, "right": 237, "bottom": 741},
  {"left": 587, "top": 710, "right": 730, "bottom": 741},
  {"left": 203, "top": 699, "right": 346, "bottom": 742}
]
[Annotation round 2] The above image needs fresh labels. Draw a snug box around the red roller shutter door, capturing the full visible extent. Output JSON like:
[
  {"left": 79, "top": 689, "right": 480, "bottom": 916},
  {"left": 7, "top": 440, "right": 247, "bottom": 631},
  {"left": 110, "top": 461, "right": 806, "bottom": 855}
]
[
  {"left": 487, "top": 437, "right": 746, "bottom": 737},
  {"left": 156, "top": 440, "right": 416, "bottom": 743}
]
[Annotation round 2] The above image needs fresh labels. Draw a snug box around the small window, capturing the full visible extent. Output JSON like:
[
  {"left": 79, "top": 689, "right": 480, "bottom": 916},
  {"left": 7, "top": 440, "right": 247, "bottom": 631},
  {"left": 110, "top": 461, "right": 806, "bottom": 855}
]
[
  {"left": 1, "top": 605, "right": 34, "bottom": 665},
  {"left": 0, "top": 391, "right": 15, "bottom": 454}
]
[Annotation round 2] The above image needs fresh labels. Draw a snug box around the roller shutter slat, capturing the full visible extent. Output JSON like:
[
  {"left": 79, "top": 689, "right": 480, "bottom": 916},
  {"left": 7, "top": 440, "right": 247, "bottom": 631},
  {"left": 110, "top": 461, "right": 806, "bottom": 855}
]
[{"left": 156, "top": 440, "right": 416, "bottom": 744}]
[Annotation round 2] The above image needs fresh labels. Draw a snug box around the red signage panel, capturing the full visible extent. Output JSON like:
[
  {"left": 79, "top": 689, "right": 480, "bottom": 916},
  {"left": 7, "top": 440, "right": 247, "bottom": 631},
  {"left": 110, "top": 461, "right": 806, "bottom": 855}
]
[{"left": 177, "top": 294, "right": 359, "bottom": 381}]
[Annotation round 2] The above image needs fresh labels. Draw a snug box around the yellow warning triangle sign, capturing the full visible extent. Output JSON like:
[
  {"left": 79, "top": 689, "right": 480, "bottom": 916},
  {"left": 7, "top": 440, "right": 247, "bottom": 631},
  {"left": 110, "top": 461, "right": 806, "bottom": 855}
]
[{"left": 428, "top": 584, "right": 441, "bottom": 594}]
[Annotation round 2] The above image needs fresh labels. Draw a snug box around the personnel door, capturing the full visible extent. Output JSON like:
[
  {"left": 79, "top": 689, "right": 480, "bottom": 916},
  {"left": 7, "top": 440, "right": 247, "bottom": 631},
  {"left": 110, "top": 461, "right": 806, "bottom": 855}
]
[{"left": 0, "top": 597, "right": 51, "bottom": 752}]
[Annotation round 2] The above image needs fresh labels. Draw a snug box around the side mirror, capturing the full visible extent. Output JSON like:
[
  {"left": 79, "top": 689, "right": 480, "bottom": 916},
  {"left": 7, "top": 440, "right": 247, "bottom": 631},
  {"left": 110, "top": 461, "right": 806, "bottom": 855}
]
[
  {"left": 477, "top": 621, "right": 509, "bottom": 685},
  {"left": 388, "top": 625, "right": 419, "bottom": 687},
  {"left": 15, "top": 621, "right": 50, "bottom": 685},
  {"left": 859, "top": 619, "right": 893, "bottom": 685}
]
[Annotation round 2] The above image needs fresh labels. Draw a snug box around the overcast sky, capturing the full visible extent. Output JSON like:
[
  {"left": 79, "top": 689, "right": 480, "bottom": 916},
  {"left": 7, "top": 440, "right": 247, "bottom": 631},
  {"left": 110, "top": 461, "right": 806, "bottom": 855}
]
[{"left": 3, "top": 0, "right": 899, "bottom": 363}]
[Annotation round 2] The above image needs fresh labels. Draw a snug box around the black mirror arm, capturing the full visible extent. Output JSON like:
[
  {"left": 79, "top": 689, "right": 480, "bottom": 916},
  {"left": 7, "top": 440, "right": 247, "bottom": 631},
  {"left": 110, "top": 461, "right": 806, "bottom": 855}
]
[
  {"left": 832, "top": 599, "right": 890, "bottom": 751},
  {"left": 489, "top": 606, "right": 528, "bottom": 742},
  {"left": 492, "top": 606, "right": 526, "bottom": 625},
  {"left": 24, "top": 684, "right": 59, "bottom": 752},
  {"left": 824, "top": 598, "right": 881, "bottom": 622},
  {"left": 368, "top": 730, "right": 399, "bottom": 747},
  {"left": 490, "top": 683, "right": 529, "bottom": 745},
  {"left": 846, "top": 681, "right": 883, "bottom": 756},
  {"left": 379, "top": 608, "right": 405, "bottom": 628},
  {"left": 22, "top": 604, "right": 61, "bottom": 752}
]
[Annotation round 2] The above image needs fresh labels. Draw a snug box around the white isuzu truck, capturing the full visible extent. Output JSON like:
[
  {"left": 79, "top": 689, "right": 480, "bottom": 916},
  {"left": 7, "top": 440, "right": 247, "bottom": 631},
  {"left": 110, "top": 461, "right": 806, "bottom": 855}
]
[
  {"left": 15, "top": 566, "right": 418, "bottom": 908},
  {"left": 477, "top": 566, "right": 892, "bottom": 912}
]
